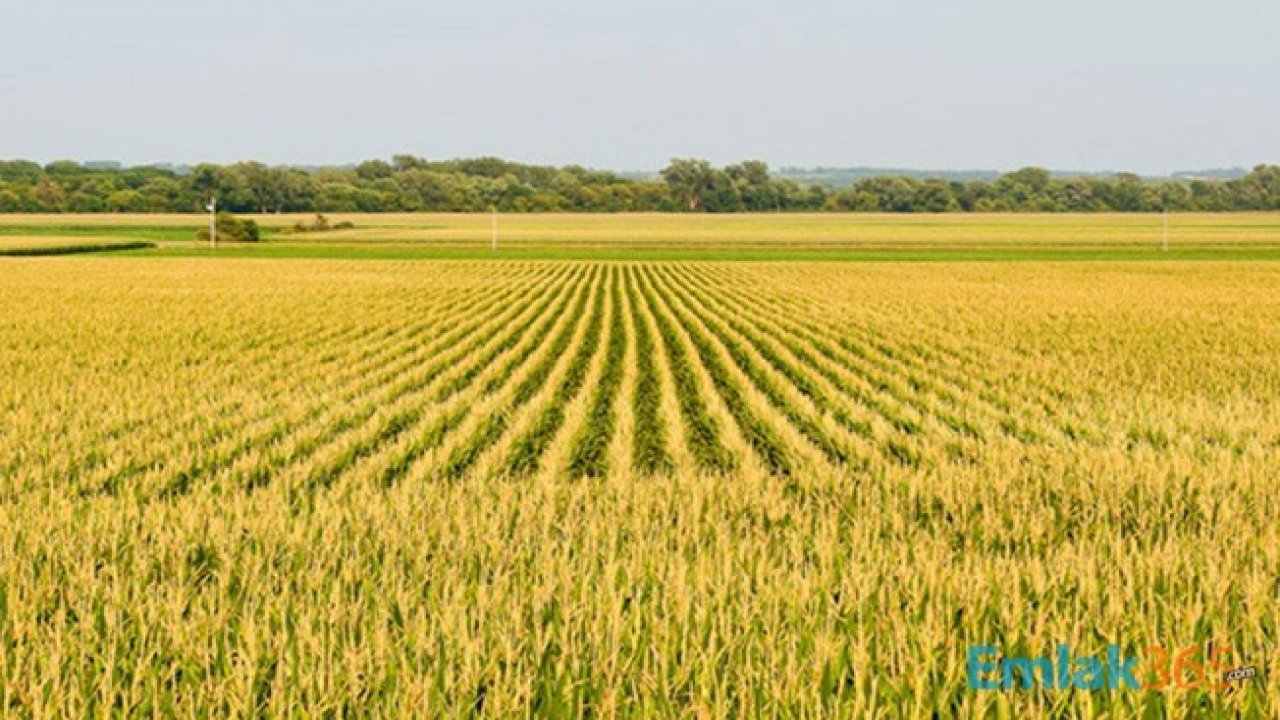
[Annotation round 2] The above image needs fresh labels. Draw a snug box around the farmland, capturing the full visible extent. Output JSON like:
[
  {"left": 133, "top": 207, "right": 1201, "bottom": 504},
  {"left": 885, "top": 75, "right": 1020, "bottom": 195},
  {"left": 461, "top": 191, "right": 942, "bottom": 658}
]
[
  {"left": 3, "top": 211, "right": 1280, "bottom": 261},
  {"left": 1, "top": 247, "right": 1278, "bottom": 716}
]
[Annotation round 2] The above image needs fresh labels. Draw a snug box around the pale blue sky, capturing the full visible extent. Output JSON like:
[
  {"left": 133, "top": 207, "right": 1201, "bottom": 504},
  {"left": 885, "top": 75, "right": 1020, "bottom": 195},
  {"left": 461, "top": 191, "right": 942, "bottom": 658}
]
[{"left": 1, "top": 0, "right": 1276, "bottom": 173}]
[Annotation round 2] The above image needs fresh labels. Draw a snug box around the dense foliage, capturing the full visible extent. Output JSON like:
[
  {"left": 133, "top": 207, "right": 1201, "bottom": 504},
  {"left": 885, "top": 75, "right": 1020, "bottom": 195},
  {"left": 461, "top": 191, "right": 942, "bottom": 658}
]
[
  {"left": 1, "top": 157, "right": 1277, "bottom": 213},
  {"left": 195, "top": 212, "right": 261, "bottom": 242}
]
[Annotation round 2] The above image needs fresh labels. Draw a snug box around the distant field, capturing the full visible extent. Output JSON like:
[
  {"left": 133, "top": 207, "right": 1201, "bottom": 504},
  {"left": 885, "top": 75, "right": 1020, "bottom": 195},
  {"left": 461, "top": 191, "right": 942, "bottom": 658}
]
[
  {"left": 1, "top": 212, "right": 1278, "bottom": 260},
  {"left": 0, "top": 257, "right": 1277, "bottom": 715}
]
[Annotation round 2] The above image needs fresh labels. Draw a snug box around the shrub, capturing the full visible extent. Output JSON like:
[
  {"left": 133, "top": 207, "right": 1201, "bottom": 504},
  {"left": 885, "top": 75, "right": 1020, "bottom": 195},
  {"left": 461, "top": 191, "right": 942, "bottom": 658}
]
[
  {"left": 286, "top": 214, "right": 355, "bottom": 234},
  {"left": 195, "top": 212, "right": 260, "bottom": 243}
]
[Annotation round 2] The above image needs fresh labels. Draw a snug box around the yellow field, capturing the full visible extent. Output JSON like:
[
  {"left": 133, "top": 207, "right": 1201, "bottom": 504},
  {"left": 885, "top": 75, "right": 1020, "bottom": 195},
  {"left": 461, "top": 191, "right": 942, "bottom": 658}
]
[
  {"left": 0, "top": 256, "right": 1276, "bottom": 716},
  {"left": 284, "top": 212, "right": 1279, "bottom": 247},
  {"left": 3, "top": 211, "right": 1279, "bottom": 248}
]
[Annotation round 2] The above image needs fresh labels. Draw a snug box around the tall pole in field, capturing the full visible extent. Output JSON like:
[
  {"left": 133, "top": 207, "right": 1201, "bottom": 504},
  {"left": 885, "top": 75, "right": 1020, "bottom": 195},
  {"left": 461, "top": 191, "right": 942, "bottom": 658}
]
[
  {"left": 491, "top": 206, "right": 498, "bottom": 252},
  {"left": 207, "top": 197, "right": 217, "bottom": 249}
]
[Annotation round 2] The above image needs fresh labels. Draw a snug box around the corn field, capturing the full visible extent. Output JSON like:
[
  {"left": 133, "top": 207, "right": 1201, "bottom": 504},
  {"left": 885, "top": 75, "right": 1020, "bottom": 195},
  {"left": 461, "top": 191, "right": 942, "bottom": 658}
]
[{"left": 1, "top": 257, "right": 1278, "bottom": 717}]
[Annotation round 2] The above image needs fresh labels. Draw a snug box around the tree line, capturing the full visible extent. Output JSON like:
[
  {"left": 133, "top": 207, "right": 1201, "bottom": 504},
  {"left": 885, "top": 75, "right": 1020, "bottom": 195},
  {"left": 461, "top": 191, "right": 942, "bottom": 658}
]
[{"left": 0, "top": 157, "right": 1277, "bottom": 213}]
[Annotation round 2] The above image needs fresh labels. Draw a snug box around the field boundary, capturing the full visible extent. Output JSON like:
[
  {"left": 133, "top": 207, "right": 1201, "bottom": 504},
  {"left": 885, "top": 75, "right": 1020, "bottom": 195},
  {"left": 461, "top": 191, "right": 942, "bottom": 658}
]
[{"left": 0, "top": 240, "right": 157, "bottom": 257}]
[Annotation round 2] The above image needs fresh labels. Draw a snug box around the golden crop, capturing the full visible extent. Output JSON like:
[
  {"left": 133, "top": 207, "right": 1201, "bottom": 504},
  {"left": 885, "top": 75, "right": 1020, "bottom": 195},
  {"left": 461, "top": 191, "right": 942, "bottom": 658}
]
[
  {"left": 0, "top": 257, "right": 1277, "bottom": 717},
  {"left": 6, "top": 211, "right": 1280, "bottom": 249}
]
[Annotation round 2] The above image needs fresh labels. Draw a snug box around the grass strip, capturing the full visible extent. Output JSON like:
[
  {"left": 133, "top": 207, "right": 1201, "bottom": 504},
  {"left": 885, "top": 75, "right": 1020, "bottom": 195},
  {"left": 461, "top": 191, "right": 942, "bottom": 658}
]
[{"left": 565, "top": 270, "right": 627, "bottom": 478}]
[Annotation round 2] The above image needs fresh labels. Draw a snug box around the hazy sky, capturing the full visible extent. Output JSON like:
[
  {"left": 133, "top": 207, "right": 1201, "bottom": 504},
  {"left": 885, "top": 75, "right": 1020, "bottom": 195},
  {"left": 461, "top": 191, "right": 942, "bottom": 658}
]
[{"left": 1, "top": 0, "right": 1276, "bottom": 173}]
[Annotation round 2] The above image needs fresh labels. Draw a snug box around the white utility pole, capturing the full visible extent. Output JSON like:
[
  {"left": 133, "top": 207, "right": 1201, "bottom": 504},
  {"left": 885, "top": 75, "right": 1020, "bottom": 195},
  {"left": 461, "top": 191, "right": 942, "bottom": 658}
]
[
  {"left": 207, "top": 197, "right": 217, "bottom": 249},
  {"left": 491, "top": 206, "right": 498, "bottom": 252},
  {"left": 1162, "top": 208, "right": 1169, "bottom": 252}
]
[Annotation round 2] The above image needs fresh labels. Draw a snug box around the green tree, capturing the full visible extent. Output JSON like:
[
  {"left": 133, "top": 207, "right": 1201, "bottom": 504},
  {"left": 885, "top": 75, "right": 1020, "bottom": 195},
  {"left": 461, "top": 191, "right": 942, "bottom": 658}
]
[{"left": 660, "top": 158, "right": 717, "bottom": 211}]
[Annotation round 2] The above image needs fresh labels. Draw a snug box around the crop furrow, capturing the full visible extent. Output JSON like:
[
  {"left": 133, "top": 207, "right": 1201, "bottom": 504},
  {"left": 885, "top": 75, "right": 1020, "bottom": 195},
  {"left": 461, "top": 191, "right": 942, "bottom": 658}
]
[
  {"left": 90, "top": 319, "right": 438, "bottom": 498},
  {"left": 173, "top": 265, "right": 570, "bottom": 496},
  {"left": 80, "top": 267, "right": 557, "bottom": 497},
  {"left": 691, "top": 265, "right": 1007, "bottom": 430},
  {"left": 644, "top": 267, "right": 796, "bottom": 476},
  {"left": 625, "top": 267, "right": 674, "bottom": 476},
  {"left": 699, "top": 265, "right": 1054, "bottom": 443},
  {"left": 565, "top": 270, "right": 627, "bottom": 478},
  {"left": 441, "top": 268, "right": 602, "bottom": 480},
  {"left": 57, "top": 314, "right": 392, "bottom": 490},
  {"left": 676, "top": 266, "right": 904, "bottom": 441},
  {"left": 376, "top": 268, "right": 597, "bottom": 486},
  {"left": 274, "top": 266, "right": 586, "bottom": 494},
  {"left": 635, "top": 268, "right": 737, "bottom": 475},
  {"left": 686, "top": 269, "right": 956, "bottom": 441},
  {"left": 656, "top": 265, "right": 857, "bottom": 467},
  {"left": 689, "top": 296, "right": 928, "bottom": 466},
  {"left": 150, "top": 266, "right": 571, "bottom": 499},
  {"left": 502, "top": 270, "right": 609, "bottom": 478}
]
